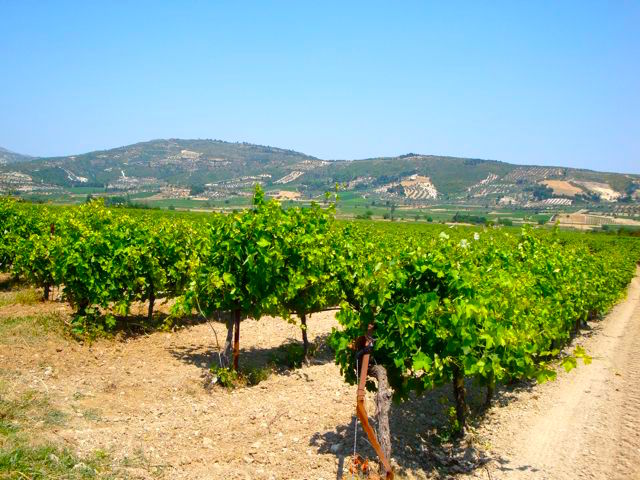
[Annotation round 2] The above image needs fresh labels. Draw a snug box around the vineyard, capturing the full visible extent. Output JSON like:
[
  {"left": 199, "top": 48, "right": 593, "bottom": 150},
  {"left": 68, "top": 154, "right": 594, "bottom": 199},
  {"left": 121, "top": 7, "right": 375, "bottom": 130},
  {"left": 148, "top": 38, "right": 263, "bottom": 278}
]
[{"left": 2, "top": 190, "right": 640, "bottom": 478}]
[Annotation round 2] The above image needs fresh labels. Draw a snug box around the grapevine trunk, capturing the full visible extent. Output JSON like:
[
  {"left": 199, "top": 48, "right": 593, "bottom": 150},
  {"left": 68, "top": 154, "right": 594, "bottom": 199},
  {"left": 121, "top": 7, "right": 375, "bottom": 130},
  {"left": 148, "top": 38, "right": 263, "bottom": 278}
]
[
  {"left": 233, "top": 309, "right": 241, "bottom": 371},
  {"left": 373, "top": 364, "right": 393, "bottom": 474},
  {"left": 485, "top": 372, "right": 495, "bottom": 408},
  {"left": 452, "top": 364, "right": 468, "bottom": 434},
  {"left": 300, "top": 313, "right": 310, "bottom": 363},
  {"left": 148, "top": 284, "right": 155, "bottom": 322},
  {"left": 221, "top": 317, "right": 234, "bottom": 368}
]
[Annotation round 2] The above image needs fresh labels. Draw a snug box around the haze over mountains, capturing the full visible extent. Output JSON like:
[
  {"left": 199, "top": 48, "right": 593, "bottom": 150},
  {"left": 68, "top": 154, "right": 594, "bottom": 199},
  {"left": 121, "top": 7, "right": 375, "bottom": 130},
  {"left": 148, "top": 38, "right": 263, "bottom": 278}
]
[{"left": 1, "top": 139, "right": 638, "bottom": 205}]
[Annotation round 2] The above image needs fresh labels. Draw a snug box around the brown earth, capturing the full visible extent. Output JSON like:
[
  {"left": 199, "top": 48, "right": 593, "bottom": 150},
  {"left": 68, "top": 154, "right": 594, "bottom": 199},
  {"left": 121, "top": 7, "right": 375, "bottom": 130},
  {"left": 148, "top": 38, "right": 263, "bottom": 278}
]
[
  {"left": 555, "top": 212, "right": 640, "bottom": 229},
  {"left": 540, "top": 180, "right": 584, "bottom": 197},
  {"left": 0, "top": 305, "right": 443, "bottom": 480},
  {"left": 270, "top": 190, "right": 302, "bottom": 200}
]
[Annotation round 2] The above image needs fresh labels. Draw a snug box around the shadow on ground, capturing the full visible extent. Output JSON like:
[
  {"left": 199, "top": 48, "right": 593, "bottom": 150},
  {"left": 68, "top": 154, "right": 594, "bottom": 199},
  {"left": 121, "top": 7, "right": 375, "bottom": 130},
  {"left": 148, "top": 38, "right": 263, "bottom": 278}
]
[
  {"left": 0, "top": 274, "right": 28, "bottom": 291},
  {"left": 167, "top": 316, "right": 335, "bottom": 384},
  {"left": 109, "top": 311, "right": 209, "bottom": 339},
  {"left": 309, "top": 375, "right": 542, "bottom": 479}
]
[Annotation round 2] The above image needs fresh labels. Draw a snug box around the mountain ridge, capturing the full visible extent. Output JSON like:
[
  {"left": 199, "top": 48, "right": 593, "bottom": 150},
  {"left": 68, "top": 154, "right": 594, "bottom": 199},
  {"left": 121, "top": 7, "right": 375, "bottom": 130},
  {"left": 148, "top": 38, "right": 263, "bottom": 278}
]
[
  {"left": 3, "top": 138, "right": 638, "bottom": 175},
  {"left": 1, "top": 138, "right": 638, "bottom": 205},
  {"left": 0, "top": 147, "right": 34, "bottom": 165}
]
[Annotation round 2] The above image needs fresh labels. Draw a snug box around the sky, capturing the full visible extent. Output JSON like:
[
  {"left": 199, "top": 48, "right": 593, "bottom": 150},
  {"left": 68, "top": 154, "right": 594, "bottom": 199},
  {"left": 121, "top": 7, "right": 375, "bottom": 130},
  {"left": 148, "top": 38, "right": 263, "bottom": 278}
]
[{"left": 1, "top": 1, "right": 639, "bottom": 173}]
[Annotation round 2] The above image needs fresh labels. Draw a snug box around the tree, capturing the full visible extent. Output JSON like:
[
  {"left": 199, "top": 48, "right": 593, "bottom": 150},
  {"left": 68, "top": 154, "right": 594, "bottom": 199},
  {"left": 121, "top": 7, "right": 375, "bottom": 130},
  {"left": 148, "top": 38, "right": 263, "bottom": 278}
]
[{"left": 190, "top": 185, "right": 205, "bottom": 196}]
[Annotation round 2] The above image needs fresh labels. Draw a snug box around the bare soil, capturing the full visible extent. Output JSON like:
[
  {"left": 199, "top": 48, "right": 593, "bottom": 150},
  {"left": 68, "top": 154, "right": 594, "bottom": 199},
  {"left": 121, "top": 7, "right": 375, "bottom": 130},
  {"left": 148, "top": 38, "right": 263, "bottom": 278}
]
[
  {"left": 540, "top": 180, "right": 584, "bottom": 197},
  {"left": 2, "top": 269, "right": 640, "bottom": 479},
  {"left": 1, "top": 308, "right": 440, "bottom": 480}
]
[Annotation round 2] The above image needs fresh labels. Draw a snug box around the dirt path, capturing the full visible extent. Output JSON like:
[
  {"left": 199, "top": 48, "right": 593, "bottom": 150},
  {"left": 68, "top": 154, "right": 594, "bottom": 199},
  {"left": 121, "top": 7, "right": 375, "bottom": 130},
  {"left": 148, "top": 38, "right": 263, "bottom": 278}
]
[{"left": 472, "top": 267, "right": 640, "bottom": 480}]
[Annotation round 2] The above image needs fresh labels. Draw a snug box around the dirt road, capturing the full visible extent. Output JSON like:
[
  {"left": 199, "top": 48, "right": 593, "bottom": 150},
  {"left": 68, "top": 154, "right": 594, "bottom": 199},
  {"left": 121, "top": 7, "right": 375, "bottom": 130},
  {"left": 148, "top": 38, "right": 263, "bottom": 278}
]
[{"left": 474, "top": 268, "right": 640, "bottom": 480}]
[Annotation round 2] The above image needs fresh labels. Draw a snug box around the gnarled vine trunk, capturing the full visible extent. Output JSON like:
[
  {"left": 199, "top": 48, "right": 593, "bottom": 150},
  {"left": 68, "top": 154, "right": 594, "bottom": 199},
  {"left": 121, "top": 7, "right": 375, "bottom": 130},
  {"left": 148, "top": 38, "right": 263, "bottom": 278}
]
[
  {"left": 221, "top": 315, "right": 235, "bottom": 368},
  {"left": 76, "top": 298, "right": 89, "bottom": 318},
  {"left": 147, "top": 283, "right": 155, "bottom": 322},
  {"left": 233, "top": 309, "right": 241, "bottom": 371},
  {"left": 300, "top": 313, "right": 310, "bottom": 364},
  {"left": 373, "top": 364, "right": 393, "bottom": 475},
  {"left": 452, "top": 364, "right": 468, "bottom": 435},
  {"left": 485, "top": 371, "right": 495, "bottom": 408}
]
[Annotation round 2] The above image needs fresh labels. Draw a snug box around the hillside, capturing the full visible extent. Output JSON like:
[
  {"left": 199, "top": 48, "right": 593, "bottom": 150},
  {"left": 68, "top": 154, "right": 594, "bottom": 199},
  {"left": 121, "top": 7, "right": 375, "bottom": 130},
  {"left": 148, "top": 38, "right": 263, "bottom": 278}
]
[
  {"left": 0, "top": 147, "right": 33, "bottom": 165},
  {"left": 1, "top": 139, "right": 639, "bottom": 206},
  {"left": 0, "top": 139, "right": 318, "bottom": 188}
]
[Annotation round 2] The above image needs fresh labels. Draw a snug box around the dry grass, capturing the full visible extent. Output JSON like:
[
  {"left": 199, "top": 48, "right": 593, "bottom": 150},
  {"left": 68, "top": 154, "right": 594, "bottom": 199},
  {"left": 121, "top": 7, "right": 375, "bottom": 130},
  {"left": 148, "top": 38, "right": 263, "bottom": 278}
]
[
  {"left": 0, "top": 388, "right": 107, "bottom": 479},
  {"left": 0, "top": 288, "right": 41, "bottom": 308},
  {"left": 0, "top": 386, "right": 163, "bottom": 479},
  {"left": 0, "top": 312, "right": 68, "bottom": 344}
]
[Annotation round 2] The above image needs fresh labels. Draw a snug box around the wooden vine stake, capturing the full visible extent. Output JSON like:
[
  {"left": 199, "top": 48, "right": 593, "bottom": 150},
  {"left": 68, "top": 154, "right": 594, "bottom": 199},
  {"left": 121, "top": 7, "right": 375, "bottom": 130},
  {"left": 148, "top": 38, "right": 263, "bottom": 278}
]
[{"left": 355, "top": 323, "right": 394, "bottom": 479}]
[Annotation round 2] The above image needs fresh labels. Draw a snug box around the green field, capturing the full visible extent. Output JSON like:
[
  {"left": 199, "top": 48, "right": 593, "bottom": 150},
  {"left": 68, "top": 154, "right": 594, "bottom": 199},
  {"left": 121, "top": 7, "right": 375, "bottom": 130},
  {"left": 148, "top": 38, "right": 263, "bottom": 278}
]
[{"left": 3, "top": 188, "right": 615, "bottom": 230}]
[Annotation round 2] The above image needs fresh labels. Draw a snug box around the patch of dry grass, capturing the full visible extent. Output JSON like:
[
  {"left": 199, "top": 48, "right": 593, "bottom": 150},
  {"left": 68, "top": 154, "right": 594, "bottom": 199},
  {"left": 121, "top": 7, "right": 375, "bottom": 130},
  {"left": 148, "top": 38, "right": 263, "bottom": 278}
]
[
  {"left": 0, "top": 387, "right": 163, "bottom": 479},
  {"left": 0, "top": 312, "right": 67, "bottom": 343},
  {"left": 0, "top": 288, "right": 41, "bottom": 308}
]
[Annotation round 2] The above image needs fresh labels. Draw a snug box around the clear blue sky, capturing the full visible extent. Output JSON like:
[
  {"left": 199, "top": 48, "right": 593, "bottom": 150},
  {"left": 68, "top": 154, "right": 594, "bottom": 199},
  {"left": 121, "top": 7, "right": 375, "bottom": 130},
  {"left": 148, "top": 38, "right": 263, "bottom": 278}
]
[{"left": 1, "top": 1, "right": 638, "bottom": 173}]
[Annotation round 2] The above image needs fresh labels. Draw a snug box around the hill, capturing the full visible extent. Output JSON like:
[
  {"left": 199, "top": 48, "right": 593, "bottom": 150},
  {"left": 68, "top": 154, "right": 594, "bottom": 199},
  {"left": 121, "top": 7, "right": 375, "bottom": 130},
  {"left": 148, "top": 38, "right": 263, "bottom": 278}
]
[
  {"left": 1, "top": 139, "right": 639, "bottom": 206},
  {"left": 0, "top": 147, "right": 33, "bottom": 165},
  {"left": 1, "top": 139, "right": 318, "bottom": 188}
]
